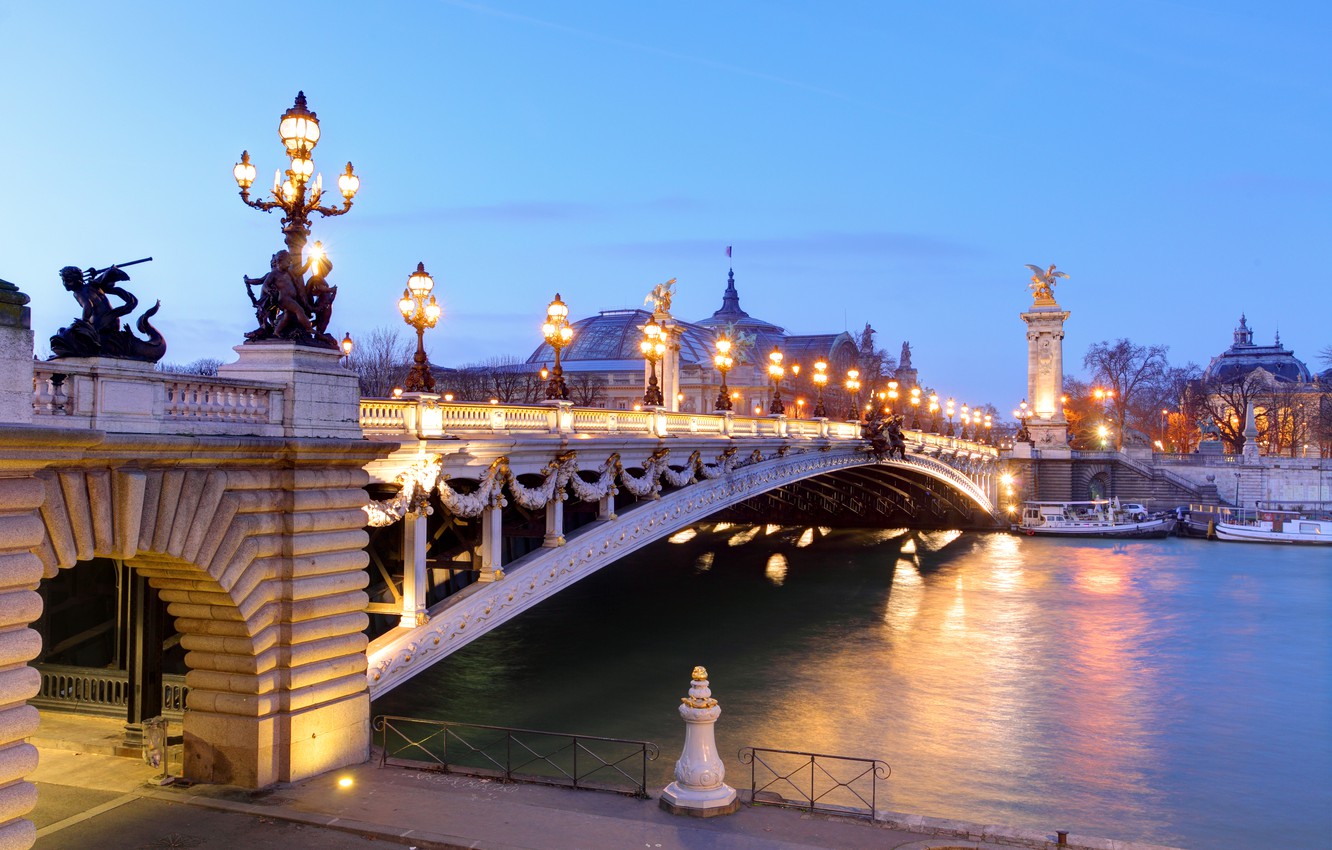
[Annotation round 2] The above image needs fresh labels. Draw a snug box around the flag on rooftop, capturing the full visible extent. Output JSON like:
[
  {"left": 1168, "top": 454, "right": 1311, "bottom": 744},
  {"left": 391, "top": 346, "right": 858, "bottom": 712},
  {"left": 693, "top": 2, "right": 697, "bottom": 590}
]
[{"left": 725, "top": 245, "right": 732, "bottom": 258}]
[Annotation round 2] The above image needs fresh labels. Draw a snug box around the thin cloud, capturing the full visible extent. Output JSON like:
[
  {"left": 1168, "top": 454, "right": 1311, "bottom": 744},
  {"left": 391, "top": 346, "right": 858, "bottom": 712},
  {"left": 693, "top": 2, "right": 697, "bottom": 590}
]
[
  {"left": 354, "top": 196, "right": 704, "bottom": 227},
  {"left": 607, "top": 231, "right": 992, "bottom": 261},
  {"left": 438, "top": 0, "right": 854, "bottom": 102}
]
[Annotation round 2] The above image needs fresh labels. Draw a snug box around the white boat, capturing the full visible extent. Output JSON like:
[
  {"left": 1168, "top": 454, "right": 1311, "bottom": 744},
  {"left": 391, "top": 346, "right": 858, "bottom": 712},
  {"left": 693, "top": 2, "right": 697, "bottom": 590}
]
[
  {"left": 1215, "top": 508, "right": 1332, "bottom": 545},
  {"left": 1014, "top": 500, "right": 1176, "bottom": 539}
]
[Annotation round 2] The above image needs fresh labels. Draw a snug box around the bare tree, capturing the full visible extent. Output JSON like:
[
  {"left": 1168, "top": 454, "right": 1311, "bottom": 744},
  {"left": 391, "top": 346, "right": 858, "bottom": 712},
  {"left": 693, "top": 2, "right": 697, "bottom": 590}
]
[
  {"left": 156, "top": 358, "right": 222, "bottom": 376},
  {"left": 1195, "top": 371, "right": 1268, "bottom": 454},
  {"left": 1083, "top": 339, "right": 1169, "bottom": 449},
  {"left": 347, "top": 326, "right": 412, "bottom": 398},
  {"left": 569, "top": 373, "right": 607, "bottom": 407}
]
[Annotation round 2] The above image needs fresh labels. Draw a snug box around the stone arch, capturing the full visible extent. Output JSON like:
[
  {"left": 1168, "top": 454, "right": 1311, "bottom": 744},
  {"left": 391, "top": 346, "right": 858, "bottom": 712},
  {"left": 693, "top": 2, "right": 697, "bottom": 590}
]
[{"left": 27, "top": 464, "right": 372, "bottom": 787}]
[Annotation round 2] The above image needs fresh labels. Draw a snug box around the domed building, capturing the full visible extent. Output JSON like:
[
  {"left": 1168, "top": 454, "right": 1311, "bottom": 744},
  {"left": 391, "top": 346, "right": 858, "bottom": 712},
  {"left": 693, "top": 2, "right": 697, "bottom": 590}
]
[
  {"left": 527, "top": 269, "right": 861, "bottom": 414},
  {"left": 1192, "top": 315, "right": 1330, "bottom": 457},
  {"left": 1202, "top": 315, "right": 1313, "bottom": 385}
]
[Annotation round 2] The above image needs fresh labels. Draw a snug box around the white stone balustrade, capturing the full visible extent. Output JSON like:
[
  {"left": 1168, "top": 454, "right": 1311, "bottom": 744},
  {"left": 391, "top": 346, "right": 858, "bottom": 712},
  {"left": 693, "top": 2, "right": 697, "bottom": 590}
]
[
  {"left": 358, "top": 396, "right": 999, "bottom": 462},
  {"left": 32, "top": 359, "right": 286, "bottom": 437}
]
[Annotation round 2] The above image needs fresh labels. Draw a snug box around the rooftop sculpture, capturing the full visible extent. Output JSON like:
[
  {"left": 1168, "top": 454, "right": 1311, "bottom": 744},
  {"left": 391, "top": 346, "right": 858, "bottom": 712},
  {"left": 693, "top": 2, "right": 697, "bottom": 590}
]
[{"left": 1024, "top": 263, "right": 1069, "bottom": 306}]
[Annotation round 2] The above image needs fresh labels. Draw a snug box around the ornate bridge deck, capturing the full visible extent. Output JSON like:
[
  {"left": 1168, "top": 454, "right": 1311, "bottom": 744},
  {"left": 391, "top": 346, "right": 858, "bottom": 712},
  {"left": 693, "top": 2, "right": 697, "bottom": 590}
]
[{"left": 357, "top": 396, "right": 1001, "bottom": 696}]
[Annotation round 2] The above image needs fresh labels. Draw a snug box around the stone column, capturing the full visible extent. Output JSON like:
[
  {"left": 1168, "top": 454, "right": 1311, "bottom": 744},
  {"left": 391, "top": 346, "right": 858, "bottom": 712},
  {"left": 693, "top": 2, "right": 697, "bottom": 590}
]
[
  {"left": 660, "top": 666, "right": 738, "bottom": 817},
  {"left": 543, "top": 493, "right": 565, "bottom": 547},
  {"left": 478, "top": 504, "right": 504, "bottom": 581},
  {"left": 0, "top": 278, "right": 34, "bottom": 425},
  {"left": 399, "top": 511, "right": 428, "bottom": 627},
  {"left": 1020, "top": 301, "right": 1071, "bottom": 452},
  {"left": 598, "top": 492, "right": 616, "bottom": 521}
]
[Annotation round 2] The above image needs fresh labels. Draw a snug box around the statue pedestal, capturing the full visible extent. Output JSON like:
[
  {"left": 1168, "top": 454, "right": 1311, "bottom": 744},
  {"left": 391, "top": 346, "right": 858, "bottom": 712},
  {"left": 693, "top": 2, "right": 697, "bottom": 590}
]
[
  {"left": 660, "top": 668, "right": 738, "bottom": 817},
  {"left": 219, "top": 342, "right": 361, "bottom": 439},
  {"left": 0, "top": 278, "right": 33, "bottom": 425},
  {"left": 1020, "top": 303, "right": 1071, "bottom": 450}
]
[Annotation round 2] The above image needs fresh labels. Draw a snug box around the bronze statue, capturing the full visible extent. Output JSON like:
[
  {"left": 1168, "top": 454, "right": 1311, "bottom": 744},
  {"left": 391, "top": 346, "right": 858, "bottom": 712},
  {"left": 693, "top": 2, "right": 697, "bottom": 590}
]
[
  {"left": 899, "top": 341, "right": 912, "bottom": 370},
  {"left": 644, "top": 278, "right": 676, "bottom": 316},
  {"left": 1024, "top": 263, "right": 1069, "bottom": 304},
  {"left": 49, "top": 261, "right": 166, "bottom": 362},
  {"left": 243, "top": 247, "right": 338, "bottom": 348}
]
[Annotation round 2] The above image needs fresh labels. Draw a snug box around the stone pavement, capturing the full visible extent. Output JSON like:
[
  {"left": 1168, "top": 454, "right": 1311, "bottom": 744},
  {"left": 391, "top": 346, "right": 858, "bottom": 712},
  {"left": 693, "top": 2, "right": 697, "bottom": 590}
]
[{"left": 30, "top": 716, "right": 1179, "bottom": 850}]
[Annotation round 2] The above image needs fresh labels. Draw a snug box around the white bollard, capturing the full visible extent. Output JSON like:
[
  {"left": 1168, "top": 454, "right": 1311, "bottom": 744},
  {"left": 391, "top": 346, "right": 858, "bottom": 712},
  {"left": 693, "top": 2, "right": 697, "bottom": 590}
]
[{"left": 660, "top": 666, "right": 739, "bottom": 816}]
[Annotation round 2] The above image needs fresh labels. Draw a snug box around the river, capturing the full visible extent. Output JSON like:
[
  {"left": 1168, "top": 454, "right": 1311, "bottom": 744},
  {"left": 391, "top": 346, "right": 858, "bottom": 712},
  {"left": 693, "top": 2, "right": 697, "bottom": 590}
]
[{"left": 372, "top": 524, "right": 1331, "bottom": 850}]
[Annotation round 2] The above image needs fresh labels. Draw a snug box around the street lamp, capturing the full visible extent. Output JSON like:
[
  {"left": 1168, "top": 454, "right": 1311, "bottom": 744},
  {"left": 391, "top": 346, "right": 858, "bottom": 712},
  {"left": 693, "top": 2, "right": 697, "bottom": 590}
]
[
  {"left": 812, "top": 360, "right": 828, "bottom": 417},
  {"left": 928, "top": 393, "right": 939, "bottom": 433},
  {"left": 845, "top": 369, "right": 861, "bottom": 421},
  {"left": 713, "top": 335, "right": 734, "bottom": 411},
  {"left": 541, "top": 293, "right": 573, "bottom": 400},
  {"left": 339, "top": 332, "right": 353, "bottom": 366},
  {"left": 1097, "top": 423, "right": 1111, "bottom": 448},
  {"left": 397, "top": 263, "right": 441, "bottom": 393},
  {"left": 984, "top": 414, "right": 993, "bottom": 444},
  {"left": 959, "top": 404, "right": 970, "bottom": 440},
  {"left": 909, "top": 386, "right": 921, "bottom": 430},
  {"left": 640, "top": 316, "right": 666, "bottom": 407},
  {"left": 1160, "top": 408, "right": 1170, "bottom": 449},
  {"left": 887, "top": 380, "right": 899, "bottom": 415},
  {"left": 945, "top": 398, "right": 956, "bottom": 436},
  {"left": 973, "top": 410, "right": 983, "bottom": 443},
  {"left": 767, "top": 346, "right": 785, "bottom": 415},
  {"left": 233, "top": 92, "right": 360, "bottom": 349}
]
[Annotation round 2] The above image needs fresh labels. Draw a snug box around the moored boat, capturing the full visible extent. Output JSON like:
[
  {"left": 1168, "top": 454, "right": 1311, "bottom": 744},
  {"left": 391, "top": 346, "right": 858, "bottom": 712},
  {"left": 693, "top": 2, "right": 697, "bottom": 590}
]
[
  {"left": 1215, "top": 507, "right": 1332, "bottom": 545},
  {"left": 1014, "top": 500, "right": 1176, "bottom": 539}
]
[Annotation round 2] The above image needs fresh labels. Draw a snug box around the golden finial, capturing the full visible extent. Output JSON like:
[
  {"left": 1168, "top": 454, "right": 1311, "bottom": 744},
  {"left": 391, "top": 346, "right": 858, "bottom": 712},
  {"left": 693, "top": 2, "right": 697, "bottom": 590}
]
[{"left": 691, "top": 665, "right": 708, "bottom": 681}]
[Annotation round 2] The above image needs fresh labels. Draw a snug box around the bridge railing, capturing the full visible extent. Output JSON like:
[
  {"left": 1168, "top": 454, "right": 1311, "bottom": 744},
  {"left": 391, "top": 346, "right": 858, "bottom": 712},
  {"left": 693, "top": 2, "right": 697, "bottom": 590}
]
[
  {"left": 739, "top": 746, "right": 890, "bottom": 820},
  {"left": 33, "top": 360, "right": 286, "bottom": 437},
  {"left": 360, "top": 396, "right": 997, "bottom": 453}
]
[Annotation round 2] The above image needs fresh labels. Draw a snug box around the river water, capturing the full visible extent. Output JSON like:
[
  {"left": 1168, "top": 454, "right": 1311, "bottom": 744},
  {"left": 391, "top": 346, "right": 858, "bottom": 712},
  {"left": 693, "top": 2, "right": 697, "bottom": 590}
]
[{"left": 373, "top": 524, "right": 1331, "bottom": 849}]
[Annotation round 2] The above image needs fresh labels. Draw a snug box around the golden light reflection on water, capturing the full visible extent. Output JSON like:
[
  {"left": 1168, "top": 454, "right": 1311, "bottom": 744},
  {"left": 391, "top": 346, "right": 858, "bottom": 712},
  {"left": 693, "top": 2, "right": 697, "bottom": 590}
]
[
  {"left": 764, "top": 553, "right": 788, "bottom": 585},
  {"left": 796, "top": 528, "right": 815, "bottom": 548},
  {"left": 727, "top": 526, "right": 761, "bottom": 546},
  {"left": 668, "top": 528, "right": 697, "bottom": 544},
  {"left": 743, "top": 533, "right": 1165, "bottom": 839},
  {"left": 694, "top": 551, "right": 713, "bottom": 571}
]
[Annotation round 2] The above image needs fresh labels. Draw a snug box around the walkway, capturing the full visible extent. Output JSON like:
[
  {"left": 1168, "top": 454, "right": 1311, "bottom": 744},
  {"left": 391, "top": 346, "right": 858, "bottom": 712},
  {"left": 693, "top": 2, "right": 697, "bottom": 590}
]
[{"left": 29, "top": 717, "right": 1181, "bottom": 850}]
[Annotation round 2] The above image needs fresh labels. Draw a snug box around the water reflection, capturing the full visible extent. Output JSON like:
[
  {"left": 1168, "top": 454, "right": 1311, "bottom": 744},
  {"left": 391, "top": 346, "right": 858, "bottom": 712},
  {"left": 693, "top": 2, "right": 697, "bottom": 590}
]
[{"left": 375, "top": 526, "right": 1329, "bottom": 850}]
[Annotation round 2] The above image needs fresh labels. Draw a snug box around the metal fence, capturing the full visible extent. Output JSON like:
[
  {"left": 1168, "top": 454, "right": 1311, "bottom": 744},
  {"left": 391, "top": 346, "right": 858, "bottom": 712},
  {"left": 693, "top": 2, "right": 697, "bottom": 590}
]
[
  {"left": 738, "top": 746, "right": 890, "bottom": 819},
  {"left": 31, "top": 663, "right": 187, "bottom": 718},
  {"left": 374, "top": 715, "right": 659, "bottom": 798}
]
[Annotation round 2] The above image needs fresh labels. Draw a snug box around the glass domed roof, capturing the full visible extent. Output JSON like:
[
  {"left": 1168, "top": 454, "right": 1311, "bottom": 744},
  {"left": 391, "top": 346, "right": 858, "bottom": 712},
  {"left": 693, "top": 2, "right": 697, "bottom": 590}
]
[
  {"left": 527, "top": 309, "right": 721, "bottom": 365},
  {"left": 1202, "top": 315, "right": 1312, "bottom": 384}
]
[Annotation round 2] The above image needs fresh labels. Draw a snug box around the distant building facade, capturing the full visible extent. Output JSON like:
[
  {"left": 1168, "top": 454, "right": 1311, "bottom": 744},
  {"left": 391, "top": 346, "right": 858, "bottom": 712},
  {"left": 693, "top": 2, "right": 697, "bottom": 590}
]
[{"left": 527, "top": 270, "right": 861, "bottom": 414}]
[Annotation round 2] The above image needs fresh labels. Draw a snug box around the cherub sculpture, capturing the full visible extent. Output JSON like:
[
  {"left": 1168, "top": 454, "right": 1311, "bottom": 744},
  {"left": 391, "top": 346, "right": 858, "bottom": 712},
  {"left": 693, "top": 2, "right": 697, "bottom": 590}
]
[
  {"left": 644, "top": 278, "right": 676, "bottom": 316},
  {"left": 1024, "top": 263, "right": 1069, "bottom": 303}
]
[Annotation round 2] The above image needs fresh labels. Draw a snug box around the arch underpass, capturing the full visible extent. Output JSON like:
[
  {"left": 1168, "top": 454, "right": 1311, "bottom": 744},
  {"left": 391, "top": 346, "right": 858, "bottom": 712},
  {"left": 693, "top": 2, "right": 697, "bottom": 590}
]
[{"left": 365, "top": 446, "right": 999, "bottom": 698}]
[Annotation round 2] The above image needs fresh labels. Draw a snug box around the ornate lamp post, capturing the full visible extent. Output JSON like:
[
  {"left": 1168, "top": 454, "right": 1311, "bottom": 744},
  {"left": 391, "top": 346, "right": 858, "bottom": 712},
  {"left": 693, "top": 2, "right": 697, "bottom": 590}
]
[
  {"left": 984, "top": 414, "right": 993, "bottom": 444},
  {"left": 928, "top": 393, "right": 940, "bottom": 433},
  {"left": 887, "top": 380, "right": 899, "bottom": 415},
  {"left": 959, "top": 404, "right": 970, "bottom": 440},
  {"left": 339, "top": 332, "right": 354, "bottom": 366},
  {"left": 640, "top": 316, "right": 666, "bottom": 406},
  {"left": 541, "top": 293, "right": 573, "bottom": 400},
  {"left": 767, "top": 346, "right": 785, "bottom": 415},
  {"left": 945, "top": 398, "right": 956, "bottom": 436},
  {"left": 845, "top": 369, "right": 861, "bottom": 421},
  {"left": 812, "top": 360, "right": 828, "bottom": 417},
  {"left": 233, "top": 92, "right": 360, "bottom": 348},
  {"left": 395, "top": 263, "right": 441, "bottom": 393},
  {"left": 973, "top": 410, "right": 983, "bottom": 442},
  {"left": 909, "top": 386, "right": 921, "bottom": 429},
  {"left": 713, "top": 335, "right": 734, "bottom": 411}
]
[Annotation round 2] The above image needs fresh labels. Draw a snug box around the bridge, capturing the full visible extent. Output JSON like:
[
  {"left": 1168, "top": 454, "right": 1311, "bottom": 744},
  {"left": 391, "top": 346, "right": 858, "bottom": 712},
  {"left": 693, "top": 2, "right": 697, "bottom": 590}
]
[
  {"left": 356, "top": 396, "right": 1000, "bottom": 697},
  {"left": 0, "top": 344, "right": 996, "bottom": 850}
]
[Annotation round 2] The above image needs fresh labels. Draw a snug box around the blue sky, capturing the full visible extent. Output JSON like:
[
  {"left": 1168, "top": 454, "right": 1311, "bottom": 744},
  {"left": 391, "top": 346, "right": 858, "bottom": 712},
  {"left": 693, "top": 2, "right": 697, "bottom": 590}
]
[{"left": 2, "top": 1, "right": 1328, "bottom": 406}]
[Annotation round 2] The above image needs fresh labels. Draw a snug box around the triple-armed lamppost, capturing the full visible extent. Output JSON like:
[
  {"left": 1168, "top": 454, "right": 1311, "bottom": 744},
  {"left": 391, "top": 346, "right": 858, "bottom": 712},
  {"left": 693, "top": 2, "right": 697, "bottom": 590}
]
[
  {"left": 886, "top": 380, "right": 899, "bottom": 415},
  {"left": 929, "top": 393, "right": 940, "bottom": 433},
  {"left": 959, "top": 404, "right": 971, "bottom": 440},
  {"left": 845, "top": 369, "right": 861, "bottom": 421},
  {"left": 909, "top": 386, "right": 922, "bottom": 430},
  {"left": 541, "top": 293, "right": 573, "bottom": 400},
  {"left": 397, "top": 263, "right": 441, "bottom": 392},
  {"left": 945, "top": 398, "right": 956, "bottom": 436},
  {"left": 767, "top": 346, "right": 785, "bottom": 415},
  {"left": 812, "top": 360, "right": 828, "bottom": 418},
  {"left": 232, "top": 92, "right": 361, "bottom": 348},
  {"left": 713, "top": 335, "right": 734, "bottom": 411},
  {"left": 641, "top": 317, "right": 666, "bottom": 407}
]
